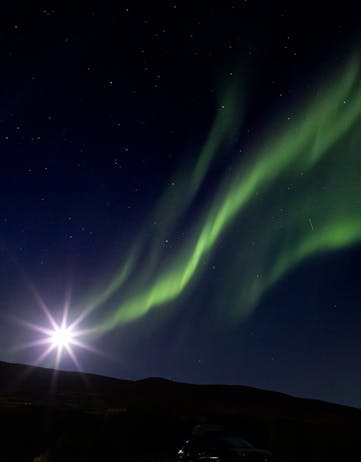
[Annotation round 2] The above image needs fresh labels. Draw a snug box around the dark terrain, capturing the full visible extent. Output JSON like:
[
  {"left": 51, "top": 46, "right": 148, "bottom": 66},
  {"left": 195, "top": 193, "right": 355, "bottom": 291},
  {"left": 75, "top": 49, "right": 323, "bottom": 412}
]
[{"left": 0, "top": 360, "right": 360, "bottom": 461}]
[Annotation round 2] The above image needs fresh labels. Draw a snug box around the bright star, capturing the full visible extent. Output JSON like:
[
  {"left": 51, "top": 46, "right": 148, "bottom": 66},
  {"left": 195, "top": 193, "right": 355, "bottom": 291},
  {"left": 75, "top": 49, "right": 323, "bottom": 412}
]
[
  {"left": 50, "top": 325, "right": 74, "bottom": 350},
  {"left": 32, "top": 308, "right": 87, "bottom": 370},
  {"left": 11, "top": 276, "right": 106, "bottom": 381},
  {"left": 14, "top": 281, "right": 101, "bottom": 371}
]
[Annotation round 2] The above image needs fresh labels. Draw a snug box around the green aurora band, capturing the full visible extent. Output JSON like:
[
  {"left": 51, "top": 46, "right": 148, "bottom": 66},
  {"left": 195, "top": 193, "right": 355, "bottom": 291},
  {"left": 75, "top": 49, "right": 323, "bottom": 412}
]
[
  {"left": 88, "top": 80, "right": 246, "bottom": 309},
  {"left": 93, "top": 55, "right": 361, "bottom": 331}
]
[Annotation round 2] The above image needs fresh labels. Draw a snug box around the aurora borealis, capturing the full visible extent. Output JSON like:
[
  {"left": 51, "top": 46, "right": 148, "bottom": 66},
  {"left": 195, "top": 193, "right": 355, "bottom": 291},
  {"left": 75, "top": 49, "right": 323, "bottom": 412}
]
[
  {"left": 94, "top": 56, "right": 361, "bottom": 329},
  {"left": 1, "top": 2, "right": 361, "bottom": 407}
]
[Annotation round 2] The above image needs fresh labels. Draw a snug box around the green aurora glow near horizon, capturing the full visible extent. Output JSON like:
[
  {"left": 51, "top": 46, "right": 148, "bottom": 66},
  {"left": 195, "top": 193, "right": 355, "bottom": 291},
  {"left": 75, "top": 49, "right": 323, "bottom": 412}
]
[
  {"left": 87, "top": 80, "right": 246, "bottom": 309},
  {"left": 89, "top": 55, "right": 361, "bottom": 332}
]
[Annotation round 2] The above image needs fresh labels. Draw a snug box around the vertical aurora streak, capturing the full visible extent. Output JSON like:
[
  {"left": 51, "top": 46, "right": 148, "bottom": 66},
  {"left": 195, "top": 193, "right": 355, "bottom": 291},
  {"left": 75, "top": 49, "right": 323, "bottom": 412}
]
[
  {"left": 90, "top": 55, "right": 361, "bottom": 331},
  {"left": 88, "top": 80, "right": 246, "bottom": 310}
]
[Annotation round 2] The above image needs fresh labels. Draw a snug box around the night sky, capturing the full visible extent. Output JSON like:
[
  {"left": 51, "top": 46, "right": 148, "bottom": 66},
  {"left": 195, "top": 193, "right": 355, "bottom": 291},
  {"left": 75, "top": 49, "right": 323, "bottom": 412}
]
[{"left": 1, "top": 2, "right": 361, "bottom": 408}]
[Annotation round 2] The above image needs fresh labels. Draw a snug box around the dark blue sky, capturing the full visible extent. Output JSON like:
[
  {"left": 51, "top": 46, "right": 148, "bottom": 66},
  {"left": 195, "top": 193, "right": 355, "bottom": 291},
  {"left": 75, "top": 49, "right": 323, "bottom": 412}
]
[{"left": 1, "top": 2, "right": 361, "bottom": 408}]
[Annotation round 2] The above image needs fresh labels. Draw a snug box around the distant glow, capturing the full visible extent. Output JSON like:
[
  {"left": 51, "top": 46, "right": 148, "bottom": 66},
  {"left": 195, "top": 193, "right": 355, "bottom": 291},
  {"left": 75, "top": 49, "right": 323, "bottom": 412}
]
[
  {"left": 50, "top": 326, "right": 73, "bottom": 349},
  {"left": 31, "top": 310, "right": 86, "bottom": 369},
  {"left": 89, "top": 53, "right": 361, "bottom": 330},
  {"left": 15, "top": 283, "right": 102, "bottom": 371}
]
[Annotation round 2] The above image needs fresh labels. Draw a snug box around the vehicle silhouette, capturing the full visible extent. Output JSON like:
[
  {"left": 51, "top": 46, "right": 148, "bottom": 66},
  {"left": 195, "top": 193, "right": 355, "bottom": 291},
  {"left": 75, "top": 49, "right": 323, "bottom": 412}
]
[{"left": 177, "top": 427, "right": 272, "bottom": 462}]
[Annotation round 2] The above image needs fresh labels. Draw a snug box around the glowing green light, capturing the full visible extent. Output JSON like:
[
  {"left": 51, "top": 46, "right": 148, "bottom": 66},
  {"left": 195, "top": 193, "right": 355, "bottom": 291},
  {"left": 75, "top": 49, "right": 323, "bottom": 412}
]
[
  {"left": 88, "top": 78, "right": 246, "bottom": 310},
  {"left": 92, "top": 55, "right": 361, "bottom": 331}
]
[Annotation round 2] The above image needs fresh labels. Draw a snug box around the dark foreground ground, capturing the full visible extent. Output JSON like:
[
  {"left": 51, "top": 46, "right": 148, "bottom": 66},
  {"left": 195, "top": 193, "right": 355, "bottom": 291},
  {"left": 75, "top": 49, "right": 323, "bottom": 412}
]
[{"left": 1, "top": 361, "right": 360, "bottom": 461}]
